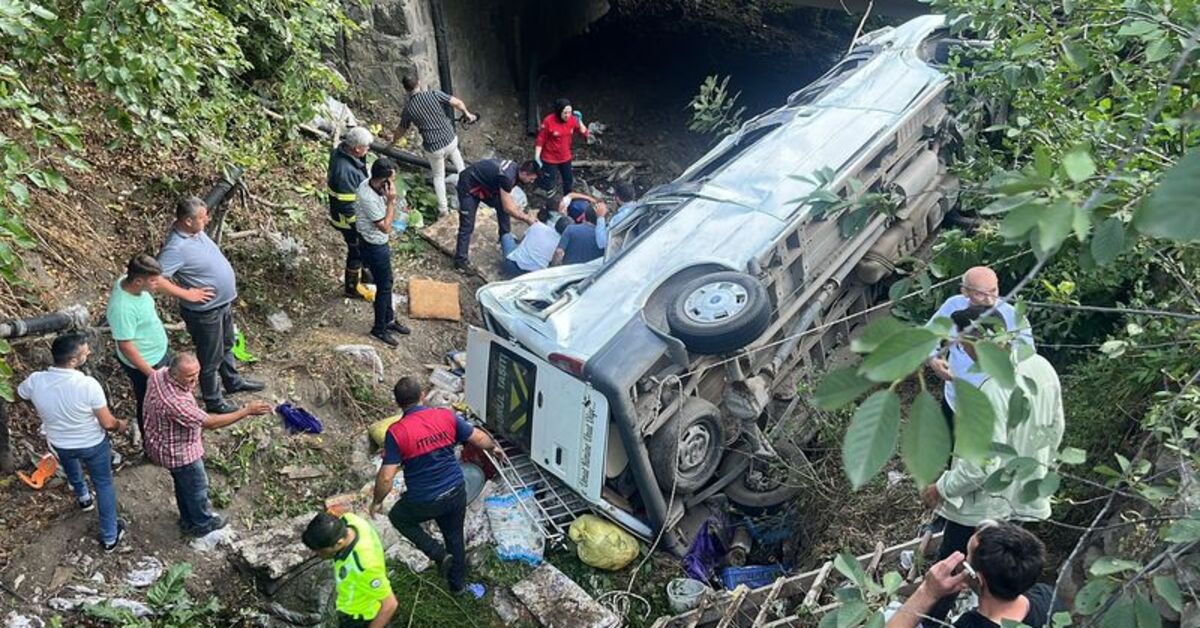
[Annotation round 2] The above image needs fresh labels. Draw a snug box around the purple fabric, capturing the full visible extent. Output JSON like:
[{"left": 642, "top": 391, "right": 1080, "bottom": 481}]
[
  {"left": 683, "top": 517, "right": 726, "bottom": 582},
  {"left": 277, "top": 402, "right": 324, "bottom": 434}
]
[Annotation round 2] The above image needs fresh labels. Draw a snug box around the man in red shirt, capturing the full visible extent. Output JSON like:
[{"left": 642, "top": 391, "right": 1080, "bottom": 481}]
[
  {"left": 534, "top": 98, "right": 589, "bottom": 194},
  {"left": 143, "top": 352, "right": 272, "bottom": 537},
  {"left": 368, "top": 376, "right": 504, "bottom": 592}
]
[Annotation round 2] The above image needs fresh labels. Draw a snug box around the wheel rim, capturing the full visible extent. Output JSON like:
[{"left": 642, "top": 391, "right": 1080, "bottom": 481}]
[
  {"left": 678, "top": 423, "right": 714, "bottom": 473},
  {"left": 683, "top": 281, "right": 749, "bottom": 324}
]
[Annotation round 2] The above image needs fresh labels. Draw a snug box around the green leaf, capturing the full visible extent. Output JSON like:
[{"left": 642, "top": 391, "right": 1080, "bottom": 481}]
[
  {"left": 974, "top": 341, "right": 1015, "bottom": 388},
  {"left": 1062, "top": 40, "right": 1091, "bottom": 69},
  {"left": 1135, "top": 150, "right": 1200, "bottom": 241},
  {"left": 999, "top": 203, "right": 1043, "bottom": 240},
  {"left": 864, "top": 611, "right": 884, "bottom": 628},
  {"left": 814, "top": 367, "right": 876, "bottom": 411},
  {"left": 1145, "top": 37, "right": 1173, "bottom": 63},
  {"left": 1007, "top": 387, "right": 1030, "bottom": 429},
  {"left": 953, "top": 380, "right": 996, "bottom": 464},
  {"left": 842, "top": 390, "right": 901, "bottom": 489},
  {"left": 1076, "top": 578, "right": 1118, "bottom": 615},
  {"left": 858, "top": 328, "right": 939, "bottom": 383},
  {"left": 850, "top": 316, "right": 907, "bottom": 354},
  {"left": 1164, "top": 514, "right": 1200, "bottom": 543},
  {"left": 1100, "top": 594, "right": 1161, "bottom": 628},
  {"left": 1117, "top": 20, "right": 1158, "bottom": 37},
  {"left": 901, "top": 391, "right": 952, "bottom": 486},
  {"left": 1091, "top": 217, "right": 1126, "bottom": 266},
  {"left": 1037, "top": 472, "right": 1060, "bottom": 498},
  {"left": 1152, "top": 576, "right": 1183, "bottom": 613},
  {"left": 1062, "top": 146, "right": 1096, "bottom": 183},
  {"left": 1036, "top": 202, "right": 1075, "bottom": 258},
  {"left": 834, "top": 551, "right": 869, "bottom": 588},
  {"left": 8, "top": 182, "right": 30, "bottom": 205},
  {"left": 836, "top": 599, "right": 870, "bottom": 628},
  {"left": 147, "top": 562, "right": 192, "bottom": 609},
  {"left": 1059, "top": 447, "right": 1087, "bottom": 465},
  {"left": 1089, "top": 556, "right": 1141, "bottom": 576}
]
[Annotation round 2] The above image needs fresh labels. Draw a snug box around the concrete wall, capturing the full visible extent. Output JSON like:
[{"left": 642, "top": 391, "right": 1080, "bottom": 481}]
[{"left": 340, "top": 0, "right": 439, "bottom": 104}]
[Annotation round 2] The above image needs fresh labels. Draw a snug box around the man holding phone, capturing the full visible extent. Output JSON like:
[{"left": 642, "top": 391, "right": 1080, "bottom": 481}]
[{"left": 354, "top": 158, "right": 412, "bottom": 347}]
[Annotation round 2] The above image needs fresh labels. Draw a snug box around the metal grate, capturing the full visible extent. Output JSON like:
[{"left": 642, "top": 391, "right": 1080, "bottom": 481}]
[{"left": 484, "top": 435, "right": 591, "bottom": 546}]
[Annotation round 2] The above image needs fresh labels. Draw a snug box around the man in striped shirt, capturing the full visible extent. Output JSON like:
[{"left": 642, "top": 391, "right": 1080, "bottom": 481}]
[
  {"left": 396, "top": 75, "right": 477, "bottom": 215},
  {"left": 143, "top": 352, "right": 272, "bottom": 537}
]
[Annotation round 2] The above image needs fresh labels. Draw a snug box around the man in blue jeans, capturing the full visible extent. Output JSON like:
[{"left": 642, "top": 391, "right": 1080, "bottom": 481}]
[
  {"left": 143, "top": 353, "right": 272, "bottom": 537},
  {"left": 18, "top": 333, "right": 129, "bottom": 552},
  {"left": 354, "top": 157, "right": 412, "bottom": 347},
  {"left": 368, "top": 376, "right": 504, "bottom": 592}
]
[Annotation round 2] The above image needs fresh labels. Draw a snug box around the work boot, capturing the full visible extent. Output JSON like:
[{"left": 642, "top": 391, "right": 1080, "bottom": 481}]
[
  {"left": 227, "top": 379, "right": 266, "bottom": 394},
  {"left": 387, "top": 321, "right": 411, "bottom": 335},
  {"left": 370, "top": 330, "right": 400, "bottom": 348},
  {"left": 343, "top": 268, "right": 362, "bottom": 299},
  {"left": 360, "top": 267, "right": 374, "bottom": 284}
]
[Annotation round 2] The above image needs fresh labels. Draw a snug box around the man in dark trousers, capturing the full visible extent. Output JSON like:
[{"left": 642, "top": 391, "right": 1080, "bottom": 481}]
[
  {"left": 453, "top": 158, "right": 540, "bottom": 272},
  {"left": 368, "top": 376, "right": 504, "bottom": 593},
  {"left": 157, "top": 197, "right": 264, "bottom": 413},
  {"left": 328, "top": 127, "right": 373, "bottom": 298},
  {"left": 354, "top": 157, "right": 412, "bottom": 347}
]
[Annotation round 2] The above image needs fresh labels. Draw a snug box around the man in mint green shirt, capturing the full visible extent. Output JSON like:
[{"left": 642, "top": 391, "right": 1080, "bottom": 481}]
[{"left": 106, "top": 253, "right": 170, "bottom": 442}]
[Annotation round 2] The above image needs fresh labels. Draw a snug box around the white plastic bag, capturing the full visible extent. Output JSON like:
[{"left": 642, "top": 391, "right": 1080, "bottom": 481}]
[{"left": 484, "top": 487, "right": 544, "bottom": 565}]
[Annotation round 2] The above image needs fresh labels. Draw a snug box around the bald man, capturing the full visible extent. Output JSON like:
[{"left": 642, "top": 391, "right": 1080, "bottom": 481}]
[
  {"left": 144, "top": 352, "right": 272, "bottom": 538},
  {"left": 925, "top": 266, "right": 1035, "bottom": 414}
]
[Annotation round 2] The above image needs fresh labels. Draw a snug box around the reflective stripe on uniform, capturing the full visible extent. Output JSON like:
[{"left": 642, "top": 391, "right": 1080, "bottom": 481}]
[
  {"left": 331, "top": 190, "right": 358, "bottom": 202},
  {"left": 333, "top": 513, "right": 392, "bottom": 620},
  {"left": 330, "top": 213, "right": 357, "bottom": 229}
]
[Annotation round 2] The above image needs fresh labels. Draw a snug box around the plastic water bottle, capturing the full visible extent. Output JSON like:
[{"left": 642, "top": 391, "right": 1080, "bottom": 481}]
[{"left": 391, "top": 211, "right": 408, "bottom": 236}]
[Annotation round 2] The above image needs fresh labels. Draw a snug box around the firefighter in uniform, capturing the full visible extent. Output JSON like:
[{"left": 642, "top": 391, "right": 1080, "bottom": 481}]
[
  {"left": 302, "top": 511, "right": 398, "bottom": 628},
  {"left": 328, "top": 127, "right": 373, "bottom": 298}
]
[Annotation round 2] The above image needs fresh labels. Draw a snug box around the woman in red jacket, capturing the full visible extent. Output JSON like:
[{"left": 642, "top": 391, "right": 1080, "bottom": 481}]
[{"left": 534, "top": 98, "right": 589, "bottom": 193}]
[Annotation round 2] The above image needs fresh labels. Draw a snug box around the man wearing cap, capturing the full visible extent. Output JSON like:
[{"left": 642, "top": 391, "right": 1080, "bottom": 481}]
[
  {"left": 302, "top": 511, "right": 398, "bottom": 627},
  {"left": 328, "top": 127, "right": 374, "bottom": 298}
]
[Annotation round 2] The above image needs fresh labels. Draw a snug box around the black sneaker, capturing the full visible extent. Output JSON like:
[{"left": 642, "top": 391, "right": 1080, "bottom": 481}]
[
  {"left": 387, "top": 321, "right": 412, "bottom": 335},
  {"left": 370, "top": 330, "right": 399, "bottom": 347},
  {"left": 78, "top": 494, "right": 95, "bottom": 512},
  {"left": 453, "top": 260, "right": 478, "bottom": 275},
  {"left": 102, "top": 522, "right": 127, "bottom": 553}
]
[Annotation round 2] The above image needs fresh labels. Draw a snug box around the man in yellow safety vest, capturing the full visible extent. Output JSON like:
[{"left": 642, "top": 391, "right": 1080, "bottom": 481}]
[{"left": 302, "top": 511, "right": 398, "bottom": 627}]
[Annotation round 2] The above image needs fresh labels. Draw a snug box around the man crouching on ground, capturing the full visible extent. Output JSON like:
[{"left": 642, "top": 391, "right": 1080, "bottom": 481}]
[
  {"left": 302, "top": 511, "right": 398, "bottom": 628},
  {"left": 368, "top": 375, "right": 505, "bottom": 593}
]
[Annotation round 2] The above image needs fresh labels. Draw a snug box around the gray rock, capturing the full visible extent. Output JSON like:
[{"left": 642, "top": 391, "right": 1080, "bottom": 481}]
[
  {"left": 4, "top": 611, "right": 44, "bottom": 628},
  {"left": 125, "top": 556, "right": 164, "bottom": 588},
  {"left": 511, "top": 564, "right": 619, "bottom": 628},
  {"left": 267, "top": 311, "right": 293, "bottom": 333},
  {"left": 230, "top": 515, "right": 312, "bottom": 581},
  {"left": 491, "top": 588, "right": 531, "bottom": 626},
  {"left": 47, "top": 595, "right": 151, "bottom": 617}
]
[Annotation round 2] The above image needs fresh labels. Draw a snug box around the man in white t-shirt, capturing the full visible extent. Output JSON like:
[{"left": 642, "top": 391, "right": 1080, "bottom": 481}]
[
  {"left": 500, "top": 204, "right": 572, "bottom": 276},
  {"left": 925, "top": 266, "right": 1035, "bottom": 415},
  {"left": 18, "top": 333, "right": 129, "bottom": 552}
]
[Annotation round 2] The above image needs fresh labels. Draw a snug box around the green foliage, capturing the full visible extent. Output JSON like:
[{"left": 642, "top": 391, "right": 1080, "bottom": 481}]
[
  {"left": 815, "top": 0, "right": 1200, "bottom": 623},
  {"left": 686, "top": 74, "right": 746, "bottom": 136},
  {"left": 83, "top": 562, "right": 222, "bottom": 627},
  {"left": 0, "top": 0, "right": 347, "bottom": 401}
]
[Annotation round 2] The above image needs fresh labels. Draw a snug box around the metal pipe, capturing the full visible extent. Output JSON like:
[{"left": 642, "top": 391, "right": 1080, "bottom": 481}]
[
  {"left": 428, "top": 0, "right": 454, "bottom": 121},
  {"left": 765, "top": 281, "right": 838, "bottom": 376},
  {"left": 0, "top": 304, "right": 89, "bottom": 339},
  {"left": 203, "top": 165, "right": 244, "bottom": 211}
]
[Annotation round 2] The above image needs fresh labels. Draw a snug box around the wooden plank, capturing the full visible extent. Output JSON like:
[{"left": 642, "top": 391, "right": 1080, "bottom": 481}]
[
  {"left": 715, "top": 586, "right": 749, "bottom": 628},
  {"left": 801, "top": 561, "right": 833, "bottom": 609},
  {"left": 659, "top": 533, "right": 942, "bottom": 627},
  {"left": 752, "top": 577, "right": 787, "bottom": 626}
]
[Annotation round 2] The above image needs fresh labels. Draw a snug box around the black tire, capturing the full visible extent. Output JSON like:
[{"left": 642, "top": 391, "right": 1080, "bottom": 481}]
[
  {"left": 719, "top": 441, "right": 805, "bottom": 511},
  {"left": 666, "top": 271, "right": 771, "bottom": 355},
  {"left": 648, "top": 398, "right": 725, "bottom": 493}
]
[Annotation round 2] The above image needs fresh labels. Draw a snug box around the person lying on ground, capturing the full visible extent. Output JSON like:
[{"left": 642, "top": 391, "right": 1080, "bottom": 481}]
[
  {"left": 595, "top": 180, "right": 637, "bottom": 249},
  {"left": 143, "top": 352, "right": 273, "bottom": 538},
  {"left": 354, "top": 157, "right": 412, "bottom": 347},
  {"left": 368, "top": 376, "right": 505, "bottom": 594},
  {"left": 887, "top": 521, "right": 1062, "bottom": 628},
  {"left": 534, "top": 97, "right": 589, "bottom": 194},
  {"left": 552, "top": 205, "right": 607, "bottom": 267},
  {"left": 18, "top": 333, "right": 129, "bottom": 552},
  {"left": 302, "top": 511, "right": 398, "bottom": 628},
  {"left": 157, "top": 196, "right": 265, "bottom": 414},
  {"left": 395, "top": 74, "right": 476, "bottom": 216},
  {"left": 919, "top": 305, "right": 1064, "bottom": 624},
  {"left": 453, "top": 159, "right": 539, "bottom": 272},
  {"left": 107, "top": 253, "right": 170, "bottom": 446},
  {"left": 500, "top": 203, "right": 573, "bottom": 276}
]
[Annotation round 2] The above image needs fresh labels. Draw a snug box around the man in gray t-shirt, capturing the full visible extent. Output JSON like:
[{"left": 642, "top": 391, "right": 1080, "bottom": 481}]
[
  {"left": 354, "top": 158, "right": 411, "bottom": 347},
  {"left": 157, "top": 197, "right": 264, "bottom": 412}
]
